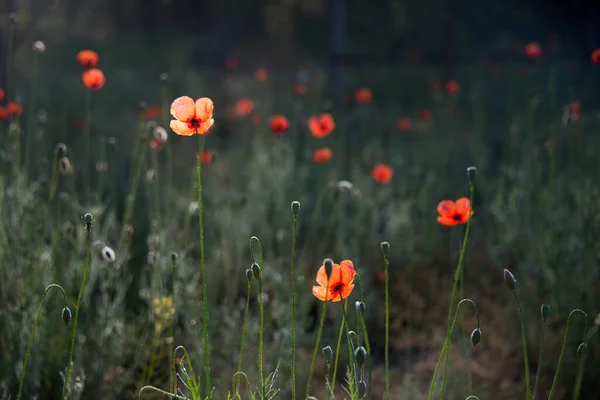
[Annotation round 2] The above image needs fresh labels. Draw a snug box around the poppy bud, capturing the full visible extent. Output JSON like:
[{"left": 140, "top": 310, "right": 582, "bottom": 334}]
[
  {"left": 577, "top": 343, "right": 588, "bottom": 359},
  {"left": 252, "top": 263, "right": 261, "bottom": 279},
  {"left": 541, "top": 304, "right": 550, "bottom": 323},
  {"left": 9, "top": 12, "right": 17, "bottom": 23},
  {"left": 349, "top": 331, "right": 359, "bottom": 347},
  {"left": 380, "top": 241, "right": 390, "bottom": 257},
  {"left": 471, "top": 328, "right": 481, "bottom": 346},
  {"left": 322, "top": 345, "right": 333, "bottom": 363},
  {"left": 160, "top": 73, "right": 169, "bottom": 82},
  {"left": 58, "top": 157, "right": 72, "bottom": 175},
  {"left": 246, "top": 268, "right": 253, "bottom": 283},
  {"left": 291, "top": 201, "right": 300, "bottom": 218},
  {"left": 467, "top": 166, "right": 477, "bottom": 183},
  {"left": 358, "top": 381, "right": 367, "bottom": 398},
  {"left": 84, "top": 213, "right": 93, "bottom": 224},
  {"left": 171, "top": 252, "right": 178, "bottom": 263},
  {"left": 354, "top": 346, "right": 367, "bottom": 368},
  {"left": 355, "top": 301, "right": 366, "bottom": 315},
  {"left": 101, "top": 246, "right": 116, "bottom": 263},
  {"left": 62, "top": 307, "right": 71, "bottom": 325},
  {"left": 503, "top": 269, "right": 516, "bottom": 290},
  {"left": 323, "top": 258, "right": 334, "bottom": 278},
  {"left": 33, "top": 40, "right": 45, "bottom": 53},
  {"left": 307, "top": 397, "right": 319, "bottom": 400},
  {"left": 138, "top": 101, "right": 148, "bottom": 113}
]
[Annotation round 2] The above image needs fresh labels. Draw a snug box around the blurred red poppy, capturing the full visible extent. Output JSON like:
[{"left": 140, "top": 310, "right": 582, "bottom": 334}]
[
  {"left": 591, "top": 49, "right": 600, "bottom": 64},
  {"left": 418, "top": 109, "right": 431, "bottom": 121},
  {"left": 255, "top": 69, "right": 268, "bottom": 81},
  {"left": 236, "top": 98, "right": 254, "bottom": 117},
  {"left": 145, "top": 105, "right": 162, "bottom": 120},
  {"left": 293, "top": 83, "right": 307, "bottom": 95},
  {"left": 308, "top": 113, "right": 335, "bottom": 138},
  {"left": 200, "top": 151, "right": 213, "bottom": 164},
  {"left": 371, "top": 164, "right": 393, "bottom": 184},
  {"left": 0, "top": 106, "right": 8, "bottom": 120},
  {"left": 445, "top": 80, "right": 460, "bottom": 94},
  {"left": 354, "top": 88, "right": 372, "bottom": 104},
  {"left": 397, "top": 118, "right": 410, "bottom": 131},
  {"left": 270, "top": 115, "right": 289, "bottom": 136},
  {"left": 312, "top": 147, "right": 332, "bottom": 163},
  {"left": 83, "top": 68, "right": 105, "bottom": 90},
  {"left": 8, "top": 102, "right": 23, "bottom": 115},
  {"left": 77, "top": 50, "right": 99, "bottom": 68},
  {"left": 437, "top": 198, "right": 473, "bottom": 226},
  {"left": 525, "top": 42, "right": 542, "bottom": 58}
]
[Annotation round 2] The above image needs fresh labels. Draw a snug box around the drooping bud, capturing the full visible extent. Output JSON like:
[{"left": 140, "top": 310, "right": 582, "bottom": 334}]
[
  {"left": 291, "top": 201, "right": 300, "bottom": 218},
  {"left": 349, "top": 331, "right": 359, "bottom": 348},
  {"left": 323, "top": 258, "right": 334, "bottom": 278},
  {"left": 101, "top": 246, "right": 116, "bottom": 263},
  {"left": 467, "top": 166, "right": 477, "bottom": 183},
  {"left": 33, "top": 40, "right": 46, "bottom": 53},
  {"left": 322, "top": 345, "right": 333, "bottom": 363},
  {"left": 171, "top": 252, "right": 178, "bottom": 263},
  {"left": 354, "top": 346, "right": 367, "bottom": 368},
  {"left": 246, "top": 268, "right": 253, "bottom": 283},
  {"left": 380, "top": 241, "right": 390, "bottom": 257},
  {"left": 355, "top": 301, "right": 366, "bottom": 315},
  {"left": 503, "top": 269, "right": 516, "bottom": 290},
  {"left": 252, "top": 263, "right": 261, "bottom": 279},
  {"left": 62, "top": 307, "right": 71, "bottom": 325},
  {"left": 84, "top": 213, "right": 93, "bottom": 224},
  {"left": 471, "top": 328, "right": 481, "bottom": 346},
  {"left": 577, "top": 343, "right": 588, "bottom": 359},
  {"left": 541, "top": 304, "right": 550, "bottom": 323},
  {"left": 358, "top": 381, "right": 367, "bottom": 398}
]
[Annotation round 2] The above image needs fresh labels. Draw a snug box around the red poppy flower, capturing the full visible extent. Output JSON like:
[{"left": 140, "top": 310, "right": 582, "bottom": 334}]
[
  {"left": 200, "top": 151, "right": 213, "bottom": 164},
  {"left": 591, "top": 49, "right": 600, "bottom": 64},
  {"left": 525, "top": 42, "right": 542, "bottom": 58},
  {"left": 144, "top": 105, "right": 162, "bottom": 120},
  {"left": 255, "top": 69, "right": 268, "bottom": 81},
  {"left": 371, "top": 164, "right": 393, "bottom": 184},
  {"left": 0, "top": 106, "right": 8, "bottom": 120},
  {"left": 8, "top": 102, "right": 23, "bottom": 116},
  {"left": 418, "top": 109, "right": 432, "bottom": 121},
  {"left": 82, "top": 68, "right": 105, "bottom": 90},
  {"left": 445, "top": 80, "right": 460, "bottom": 94},
  {"left": 0, "top": 88, "right": 4, "bottom": 102},
  {"left": 270, "top": 115, "right": 289, "bottom": 136},
  {"left": 293, "top": 83, "right": 307, "bottom": 95},
  {"left": 77, "top": 50, "right": 99, "bottom": 68},
  {"left": 312, "top": 147, "right": 332, "bottom": 163},
  {"left": 436, "top": 198, "right": 473, "bottom": 226},
  {"left": 236, "top": 98, "right": 254, "bottom": 117},
  {"left": 354, "top": 88, "right": 372, "bottom": 104},
  {"left": 308, "top": 113, "right": 335, "bottom": 138},
  {"left": 312, "top": 260, "right": 356, "bottom": 302},
  {"left": 169, "top": 96, "right": 214, "bottom": 136},
  {"left": 396, "top": 117, "right": 410, "bottom": 131}
]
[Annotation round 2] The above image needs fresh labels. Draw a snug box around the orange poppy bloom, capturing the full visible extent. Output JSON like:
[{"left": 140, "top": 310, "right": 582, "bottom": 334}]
[
  {"left": 236, "top": 98, "right": 254, "bottom": 117},
  {"left": 270, "top": 115, "right": 289, "bottom": 136},
  {"left": 82, "top": 68, "right": 105, "bottom": 90},
  {"left": 0, "top": 106, "right": 8, "bottom": 120},
  {"left": 312, "top": 259, "right": 356, "bottom": 302},
  {"left": 418, "top": 109, "right": 432, "bottom": 121},
  {"left": 200, "top": 151, "right": 213, "bottom": 164},
  {"left": 396, "top": 117, "right": 410, "bottom": 130},
  {"left": 312, "top": 147, "right": 332, "bottom": 163},
  {"left": 77, "top": 50, "right": 99, "bottom": 68},
  {"left": 436, "top": 198, "right": 473, "bottom": 226},
  {"left": 525, "top": 42, "right": 542, "bottom": 58},
  {"left": 169, "top": 96, "right": 214, "bottom": 136},
  {"left": 8, "top": 102, "right": 23, "bottom": 115},
  {"left": 0, "top": 88, "right": 4, "bottom": 102},
  {"left": 255, "top": 69, "right": 268, "bottom": 81},
  {"left": 445, "top": 80, "right": 460, "bottom": 94},
  {"left": 354, "top": 88, "right": 372, "bottom": 104},
  {"left": 371, "top": 163, "right": 393, "bottom": 184},
  {"left": 591, "top": 49, "right": 600, "bottom": 64},
  {"left": 308, "top": 113, "right": 335, "bottom": 138}
]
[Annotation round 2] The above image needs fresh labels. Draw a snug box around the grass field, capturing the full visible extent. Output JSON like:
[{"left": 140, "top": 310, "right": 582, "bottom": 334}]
[{"left": 1, "top": 21, "right": 600, "bottom": 400}]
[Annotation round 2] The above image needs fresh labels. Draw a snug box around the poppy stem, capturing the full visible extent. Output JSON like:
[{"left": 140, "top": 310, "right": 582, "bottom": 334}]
[
  {"left": 62, "top": 215, "right": 93, "bottom": 400},
  {"left": 195, "top": 133, "right": 211, "bottom": 397},
  {"left": 24, "top": 49, "right": 40, "bottom": 179},
  {"left": 330, "top": 310, "right": 345, "bottom": 397},
  {"left": 290, "top": 203, "right": 299, "bottom": 400},
  {"left": 304, "top": 283, "right": 329, "bottom": 399},
  {"left": 355, "top": 275, "right": 372, "bottom": 399},
  {"left": 548, "top": 309, "right": 588, "bottom": 400},
  {"left": 17, "top": 284, "right": 68, "bottom": 400},
  {"left": 249, "top": 236, "right": 265, "bottom": 398},
  {"left": 170, "top": 255, "right": 178, "bottom": 395},
  {"left": 234, "top": 279, "right": 252, "bottom": 393},
  {"left": 339, "top": 296, "right": 359, "bottom": 394},
  {"left": 382, "top": 244, "right": 390, "bottom": 400},
  {"left": 512, "top": 289, "right": 531, "bottom": 400},
  {"left": 83, "top": 88, "right": 92, "bottom": 201},
  {"left": 532, "top": 307, "right": 549, "bottom": 400},
  {"left": 438, "top": 172, "right": 476, "bottom": 399}
]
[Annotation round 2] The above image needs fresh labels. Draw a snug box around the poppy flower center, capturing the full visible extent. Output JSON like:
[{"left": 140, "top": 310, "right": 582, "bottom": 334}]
[
  {"left": 189, "top": 118, "right": 200, "bottom": 128},
  {"left": 453, "top": 214, "right": 462, "bottom": 221},
  {"left": 331, "top": 283, "right": 343, "bottom": 293}
]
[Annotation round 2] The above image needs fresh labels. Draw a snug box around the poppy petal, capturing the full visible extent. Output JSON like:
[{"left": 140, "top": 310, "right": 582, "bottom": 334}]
[
  {"left": 340, "top": 260, "right": 356, "bottom": 285},
  {"left": 331, "top": 284, "right": 354, "bottom": 302},
  {"left": 328, "top": 263, "right": 342, "bottom": 286},
  {"left": 437, "top": 200, "right": 456, "bottom": 217},
  {"left": 315, "top": 265, "right": 330, "bottom": 287},
  {"left": 196, "top": 119, "right": 214, "bottom": 135},
  {"left": 312, "top": 285, "right": 330, "bottom": 301},
  {"left": 195, "top": 98, "right": 214, "bottom": 122},
  {"left": 171, "top": 96, "right": 196, "bottom": 121},
  {"left": 170, "top": 120, "right": 195, "bottom": 136},
  {"left": 455, "top": 198, "right": 471, "bottom": 216},
  {"left": 437, "top": 216, "right": 458, "bottom": 226},
  {"left": 308, "top": 117, "right": 322, "bottom": 137}
]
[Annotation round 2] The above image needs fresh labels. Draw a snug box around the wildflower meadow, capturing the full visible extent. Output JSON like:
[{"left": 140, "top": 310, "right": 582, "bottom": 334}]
[{"left": 1, "top": 3, "right": 600, "bottom": 400}]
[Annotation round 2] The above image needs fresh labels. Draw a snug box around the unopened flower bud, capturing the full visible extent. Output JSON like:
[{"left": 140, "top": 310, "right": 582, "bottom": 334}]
[
  {"left": 503, "top": 269, "right": 516, "bottom": 290},
  {"left": 160, "top": 73, "right": 169, "bottom": 82},
  {"left": 246, "top": 268, "right": 253, "bottom": 283},
  {"left": 467, "top": 166, "right": 477, "bottom": 183},
  {"left": 9, "top": 13, "right": 17, "bottom": 23},
  {"left": 252, "top": 263, "right": 261, "bottom": 279},
  {"left": 84, "top": 213, "right": 93, "bottom": 224},
  {"left": 291, "top": 201, "right": 300, "bottom": 218},
  {"left": 355, "top": 301, "right": 366, "bottom": 314},
  {"left": 354, "top": 346, "right": 367, "bottom": 368},
  {"left": 323, "top": 258, "right": 334, "bottom": 278},
  {"left": 33, "top": 40, "right": 45, "bottom": 53},
  {"left": 101, "top": 246, "right": 116, "bottom": 263},
  {"left": 541, "top": 304, "right": 550, "bottom": 323},
  {"left": 380, "top": 241, "right": 390, "bottom": 257},
  {"left": 58, "top": 157, "right": 72, "bottom": 175},
  {"left": 62, "top": 307, "right": 71, "bottom": 325},
  {"left": 322, "top": 345, "right": 333, "bottom": 363},
  {"left": 471, "top": 328, "right": 481, "bottom": 346},
  {"left": 358, "top": 380, "right": 367, "bottom": 398},
  {"left": 171, "top": 252, "right": 178, "bottom": 263},
  {"left": 349, "top": 331, "right": 358, "bottom": 347},
  {"left": 577, "top": 343, "right": 588, "bottom": 359}
]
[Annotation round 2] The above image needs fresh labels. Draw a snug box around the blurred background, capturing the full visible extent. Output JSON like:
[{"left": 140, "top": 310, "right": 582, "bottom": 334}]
[{"left": 1, "top": 0, "right": 600, "bottom": 399}]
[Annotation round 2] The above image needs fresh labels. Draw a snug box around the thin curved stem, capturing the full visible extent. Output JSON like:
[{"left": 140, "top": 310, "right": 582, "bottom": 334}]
[
  {"left": 355, "top": 275, "right": 372, "bottom": 399},
  {"left": 290, "top": 213, "right": 298, "bottom": 400},
  {"left": 62, "top": 218, "right": 93, "bottom": 400},
  {"left": 339, "top": 296, "right": 358, "bottom": 393},
  {"left": 170, "top": 256, "right": 177, "bottom": 394},
  {"left": 330, "top": 312, "right": 345, "bottom": 397},
  {"left": 428, "top": 299, "right": 480, "bottom": 400},
  {"left": 532, "top": 314, "right": 548, "bottom": 399},
  {"left": 305, "top": 281, "right": 330, "bottom": 399},
  {"left": 548, "top": 309, "right": 588, "bottom": 400},
  {"left": 382, "top": 246, "right": 390, "bottom": 399},
  {"left": 250, "top": 236, "right": 265, "bottom": 399},
  {"left": 24, "top": 51, "right": 39, "bottom": 178},
  {"left": 17, "top": 284, "right": 68, "bottom": 400},
  {"left": 234, "top": 280, "right": 252, "bottom": 392},
  {"left": 196, "top": 133, "right": 211, "bottom": 396},
  {"left": 139, "top": 385, "right": 186, "bottom": 400},
  {"left": 513, "top": 290, "right": 530, "bottom": 400}
]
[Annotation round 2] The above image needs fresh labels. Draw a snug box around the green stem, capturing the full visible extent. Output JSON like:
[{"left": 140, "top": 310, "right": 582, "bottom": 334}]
[
  {"left": 170, "top": 256, "right": 177, "bottom": 394},
  {"left": 548, "top": 309, "right": 588, "bottom": 400},
  {"left": 355, "top": 275, "right": 372, "bottom": 399},
  {"left": 62, "top": 216, "right": 93, "bottom": 400},
  {"left": 195, "top": 134, "right": 210, "bottom": 396},
  {"left": 24, "top": 51, "right": 39, "bottom": 178},
  {"left": 6, "top": 14, "right": 15, "bottom": 102},
  {"left": 532, "top": 317, "right": 547, "bottom": 399},
  {"left": 330, "top": 312, "right": 345, "bottom": 397},
  {"left": 290, "top": 212, "right": 298, "bottom": 400},
  {"left": 382, "top": 246, "right": 390, "bottom": 399},
  {"left": 234, "top": 280, "right": 252, "bottom": 392},
  {"left": 83, "top": 89, "right": 92, "bottom": 201},
  {"left": 305, "top": 288, "right": 329, "bottom": 398},
  {"left": 513, "top": 290, "right": 531, "bottom": 400},
  {"left": 573, "top": 353, "right": 586, "bottom": 400},
  {"left": 139, "top": 385, "right": 186, "bottom": 400},
  {"left": 151, "top": 149, "right": 161, "bottom": 224},
  {"left": 339, "top": 297, "right": 358, "bottom": 393},
  {"left": 428, "top": 299, "right": 480, "bottom": 400},
  {"left": 250, "top": 236, "right": 265, "bottom": 399},
  {"left": 17, "top": 284, "right": 68, "bottom": 400}
]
